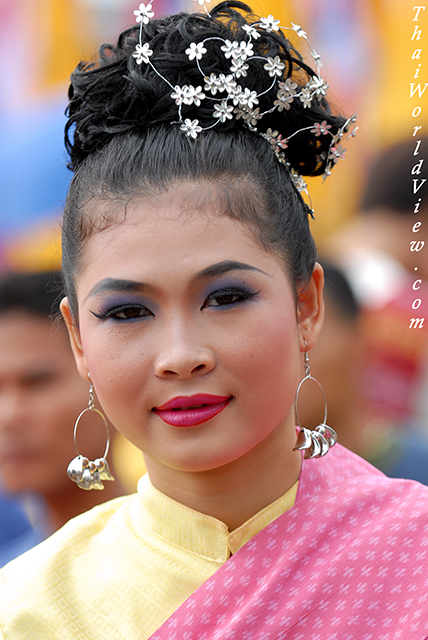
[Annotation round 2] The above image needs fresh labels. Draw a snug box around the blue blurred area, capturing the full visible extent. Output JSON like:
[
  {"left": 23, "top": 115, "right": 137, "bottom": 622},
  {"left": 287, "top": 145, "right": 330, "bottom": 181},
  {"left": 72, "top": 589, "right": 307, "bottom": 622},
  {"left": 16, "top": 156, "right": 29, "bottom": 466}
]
[
  {"left": 0, "top": 93, "right": 71, "bottom": 236},
  {"left": 0, "top": 493, "right": 43, "bottom": 568}
]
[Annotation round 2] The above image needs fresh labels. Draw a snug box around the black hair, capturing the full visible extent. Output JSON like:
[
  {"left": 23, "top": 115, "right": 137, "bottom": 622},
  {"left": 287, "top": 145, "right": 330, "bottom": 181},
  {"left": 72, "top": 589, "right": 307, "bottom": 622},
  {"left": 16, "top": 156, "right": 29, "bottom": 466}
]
[
  {"left": 360, "top": 137, "right": 427, "bottom": 215},
  {"left": 63, "top": 1, "right": 349, "bottom": 319},
  {"left": 0, "top": 271, "right": 63, "bottom": 320}
]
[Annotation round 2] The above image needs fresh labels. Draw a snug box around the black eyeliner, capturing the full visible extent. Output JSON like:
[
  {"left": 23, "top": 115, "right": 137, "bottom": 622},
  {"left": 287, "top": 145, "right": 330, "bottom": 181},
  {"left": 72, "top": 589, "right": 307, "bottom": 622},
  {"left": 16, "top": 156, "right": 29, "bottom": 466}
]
[
  {"left": 202, "top": 287, "right": 261, "bottom": 309},
  {"left": 90, "top": 303, "right": 150, "bottom": 320}
]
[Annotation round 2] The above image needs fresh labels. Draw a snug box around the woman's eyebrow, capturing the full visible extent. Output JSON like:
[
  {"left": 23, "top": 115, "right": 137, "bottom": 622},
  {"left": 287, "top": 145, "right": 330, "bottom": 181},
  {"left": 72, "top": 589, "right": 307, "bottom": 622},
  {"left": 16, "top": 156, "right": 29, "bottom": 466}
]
[
  {"left": 84, "top": 278, "right": 148, "bottom": 303},
  {"left": 84, "top": 262, "right": 269, "bottom": 302},
  {"left": 195, "top": 260, "right": 270, "bottom": 280}
]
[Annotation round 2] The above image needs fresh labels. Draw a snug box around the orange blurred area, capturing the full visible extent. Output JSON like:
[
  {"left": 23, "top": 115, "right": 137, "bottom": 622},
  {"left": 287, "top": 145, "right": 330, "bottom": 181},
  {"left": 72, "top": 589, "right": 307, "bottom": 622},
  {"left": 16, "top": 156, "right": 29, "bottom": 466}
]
[
  {"left": 112, "top": 433, "right": 147, "bottom": 493},
  {"left": 3, "top": 223, "right": 62, "bottom": 273}
]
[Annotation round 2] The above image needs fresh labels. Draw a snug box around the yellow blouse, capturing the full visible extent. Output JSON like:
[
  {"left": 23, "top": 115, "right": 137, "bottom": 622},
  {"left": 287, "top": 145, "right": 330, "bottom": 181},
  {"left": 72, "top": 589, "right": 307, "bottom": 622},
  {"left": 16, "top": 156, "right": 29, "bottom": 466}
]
[{"left": 0, "top": 475, "right": 297, "bottom": 640}]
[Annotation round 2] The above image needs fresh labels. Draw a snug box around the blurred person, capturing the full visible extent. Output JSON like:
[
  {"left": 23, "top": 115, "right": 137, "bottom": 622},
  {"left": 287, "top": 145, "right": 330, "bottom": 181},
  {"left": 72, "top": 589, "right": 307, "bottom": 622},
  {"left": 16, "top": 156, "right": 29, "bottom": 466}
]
[
  {"left": 323, "top": 137, "right": 428, "bottom": 430},
  {"left": 299, "top": 260, "right": 428, "bottom": 485},
  {"left": 0, "top": 271, "right": 124, "bottom": 554},
  {"left": 0, "top": 492, "right": 38, "bottom": 567},
  {"left": 324, "top": 137, "right": 428, "bottom": 284},
  {"left": 296, "top": 260, "right": 365, "bottom": 454}
]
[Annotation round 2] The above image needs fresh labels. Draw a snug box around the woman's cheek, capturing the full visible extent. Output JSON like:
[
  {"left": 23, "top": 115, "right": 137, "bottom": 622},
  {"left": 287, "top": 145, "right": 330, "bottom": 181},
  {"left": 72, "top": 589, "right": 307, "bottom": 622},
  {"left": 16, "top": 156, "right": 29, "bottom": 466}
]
[{"left": 81, "top": 334, "right": 148, "bottom": 409}]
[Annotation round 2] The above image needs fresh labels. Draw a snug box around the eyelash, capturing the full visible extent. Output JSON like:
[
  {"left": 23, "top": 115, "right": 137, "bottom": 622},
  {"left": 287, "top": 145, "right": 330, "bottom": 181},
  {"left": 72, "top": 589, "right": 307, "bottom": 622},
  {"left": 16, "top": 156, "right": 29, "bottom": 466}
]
[
  {"left": 91, "top": 304, "right": 153, "bottom": 321},
  {"left": 91, "top": 287, "right": 259, "bottom": 321},
  {"left": 201, "top": 287, "right": 260, "bottom": 309}
]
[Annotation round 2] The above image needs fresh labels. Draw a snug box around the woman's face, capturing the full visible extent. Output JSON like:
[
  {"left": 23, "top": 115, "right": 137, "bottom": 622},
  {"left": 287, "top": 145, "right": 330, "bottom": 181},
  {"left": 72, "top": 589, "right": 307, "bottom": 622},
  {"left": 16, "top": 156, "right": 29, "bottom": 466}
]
[{"left": 62, "top": 182, "right": 323, "bottom": 475}]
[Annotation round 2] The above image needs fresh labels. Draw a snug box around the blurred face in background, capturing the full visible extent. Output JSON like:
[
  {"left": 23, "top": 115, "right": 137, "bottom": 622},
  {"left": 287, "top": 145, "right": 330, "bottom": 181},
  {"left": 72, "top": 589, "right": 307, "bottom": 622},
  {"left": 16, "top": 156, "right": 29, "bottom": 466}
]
[
  {"left": 0, "top": 311, "right": 109, "bottom": 498},
  {"left": 296, "top": 290, "right": 364, "bottom": 452}
]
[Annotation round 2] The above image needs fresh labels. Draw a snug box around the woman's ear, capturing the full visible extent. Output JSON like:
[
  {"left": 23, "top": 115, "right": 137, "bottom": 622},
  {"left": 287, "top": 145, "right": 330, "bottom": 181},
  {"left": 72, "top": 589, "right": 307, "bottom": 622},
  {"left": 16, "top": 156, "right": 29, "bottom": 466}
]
[
  {"left": 296, "top": 262, "right": 325, "bottom": 352},
  {"left": 60, "top": 297, "right": 89, "bottom": 381}
]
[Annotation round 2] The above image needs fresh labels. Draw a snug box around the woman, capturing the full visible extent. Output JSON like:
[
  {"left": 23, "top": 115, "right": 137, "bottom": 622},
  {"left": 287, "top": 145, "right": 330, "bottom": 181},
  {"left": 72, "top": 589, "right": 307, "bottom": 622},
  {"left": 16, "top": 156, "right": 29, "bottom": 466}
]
[{"left": 1, "top": 3, "right": 427, "bottom": 638}]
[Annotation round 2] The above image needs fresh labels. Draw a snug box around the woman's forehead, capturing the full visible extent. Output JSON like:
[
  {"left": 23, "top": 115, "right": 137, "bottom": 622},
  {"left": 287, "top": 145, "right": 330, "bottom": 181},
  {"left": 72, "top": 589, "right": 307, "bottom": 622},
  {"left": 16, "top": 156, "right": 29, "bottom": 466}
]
[
  {"left": 75, "top": 192, "right": 287, "bottom": 297},
  {"left": 82, "top": 180, "right": 264, "bottom": 254}
]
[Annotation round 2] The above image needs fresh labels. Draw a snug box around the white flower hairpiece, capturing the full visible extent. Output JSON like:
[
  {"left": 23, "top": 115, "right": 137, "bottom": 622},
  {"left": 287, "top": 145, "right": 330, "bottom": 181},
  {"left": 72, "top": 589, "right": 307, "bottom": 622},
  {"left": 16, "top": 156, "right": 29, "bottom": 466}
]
[
  {"left": 133, "top": 2, "right": 154, "bottom": 24},
  {"left": 131, "top": 1, "right": 358, "bottom": 211}
]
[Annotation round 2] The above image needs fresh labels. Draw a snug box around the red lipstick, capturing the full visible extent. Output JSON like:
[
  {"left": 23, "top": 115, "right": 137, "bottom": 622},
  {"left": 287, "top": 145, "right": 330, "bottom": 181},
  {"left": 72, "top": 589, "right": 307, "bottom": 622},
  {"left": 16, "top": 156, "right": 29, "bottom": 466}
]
[{"left": 153, "top": 394, "right": 231, "bottom": 427}]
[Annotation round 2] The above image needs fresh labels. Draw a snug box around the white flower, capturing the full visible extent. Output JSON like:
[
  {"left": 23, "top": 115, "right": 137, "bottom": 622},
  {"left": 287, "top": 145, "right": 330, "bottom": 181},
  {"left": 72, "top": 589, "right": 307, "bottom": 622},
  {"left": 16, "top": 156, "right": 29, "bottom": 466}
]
[
  {"left": 204, "top": 73, "right": 220, "bottom": 95},
  {"left": 278, "top": 78, "right": 298, "bottom": 96},
  {"left": 291, "top": 22, "right": 307, "bottom": 38},
  {"left": 185, "top": 42, "right": 207, "bottom": 61},
  {"left": 244, "top": 107, "right": 262, "bottom": 129},
  {"left": 230, "top": 58, "right": 249, "bottom": 78},
  {"left": 263, "top": 128, "right": 278, "bottom": 143},
  {"left": 242, "top": 24, "right": 261, "bottom": 39},
  {"left": 180, "top": 119, "right": 202, "bottom": 138},
  {"left": 232, "top": 41, "right": 254, "bottom": 61},
  {"left": 196, "top": 0, "right": 210, "bottom": 4},
  {"left": 234, "top": 106, "right": 262, "bottom": 129},
  {"left": 263, "top": 128, "right": 288, "bottom": 152},
  {"left": 263, "top": 56, "right": 285, "bottom": 78},
  {"left": 132, "top": 42, "right": 153, "bottom": 64},
  {"left": 216, "top": 73, "right": 237, "bottom": 94},
  {"left": 329, "top": 143, "right": 347, "bottom": 163},
  {"left": 299, "top": 86, "right": 312, "bottom": 108},
  {"left": 183, "top": 85, "right": 205, "bottom": 106},
  {"left": 274, "top": 79, "right": 297, "bottom": 110},
  {"left": 234, "top": 106, "right": 247, "bottom": 121},
  {"left": 171, "top": 85, "right": 205, "bottom": 106},
  {"left": 236, "top": 87, "right": 259, "bottom": 109},
  {"left": 310, "top": 121, "right": 332, "bottom": 136},
  {"left": 308, "top": 76, "right": 328, "bottom": 98},
  {"left": 133, "top": 2, "right": 154, "bottom": 24},
  {"left": 260, "top": 15, "right": 280, "bottom": 32},
  {"left": 171, "top": 85, "right": 186, "bottom": 105},
  {"left": 290, "top": 172, "right": 308, "bottom": 193},
  {"left": 221, "top": 40, "right": 239, "bottom": 59},
  {"left": 312, "top": 50, "right": 323, "bottom": 68},
  {"left": 213, "top": 100, "right": 234, "bottom": 123},
  {"left": 274, "top": 94, "right": 293, "bottom": 111},
  {"left": 232, "top": 85, "right": 243, "bottom": 105}
]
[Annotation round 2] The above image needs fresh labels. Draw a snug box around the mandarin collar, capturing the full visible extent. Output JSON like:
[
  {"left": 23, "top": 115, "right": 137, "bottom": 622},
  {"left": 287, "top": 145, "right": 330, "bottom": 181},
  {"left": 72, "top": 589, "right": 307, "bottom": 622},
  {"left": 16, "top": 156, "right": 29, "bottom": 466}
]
[{"left": 137, "top": 474, "right": 298, "bottom": 563}]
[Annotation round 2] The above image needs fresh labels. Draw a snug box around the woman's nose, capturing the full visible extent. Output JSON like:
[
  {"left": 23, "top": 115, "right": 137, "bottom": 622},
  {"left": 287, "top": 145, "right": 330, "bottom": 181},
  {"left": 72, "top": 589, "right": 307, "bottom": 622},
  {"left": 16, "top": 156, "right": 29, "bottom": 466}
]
[
  {"left": 0, "top": 388, "right": 27, "bottom": 429},
  {"left": 154, "top": 322, "right": 216, "bottom": 380}
]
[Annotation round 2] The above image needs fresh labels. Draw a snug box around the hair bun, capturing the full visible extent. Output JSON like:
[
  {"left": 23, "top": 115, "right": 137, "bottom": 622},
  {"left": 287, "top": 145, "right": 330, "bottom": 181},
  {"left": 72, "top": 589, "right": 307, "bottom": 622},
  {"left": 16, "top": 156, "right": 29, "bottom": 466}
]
[{"left": 66, "top": 1, "right": 352, "bottom": 179}]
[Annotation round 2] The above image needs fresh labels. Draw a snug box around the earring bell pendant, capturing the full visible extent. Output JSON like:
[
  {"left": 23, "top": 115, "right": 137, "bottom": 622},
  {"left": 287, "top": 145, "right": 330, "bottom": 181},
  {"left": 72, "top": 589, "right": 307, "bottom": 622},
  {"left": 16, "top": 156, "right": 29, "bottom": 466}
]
[
  {"left": 67, "top": 381, "right": 115, "bottom": 490},
  {"left": 293, "top": 342, "right": 337, "bottom": 459}
]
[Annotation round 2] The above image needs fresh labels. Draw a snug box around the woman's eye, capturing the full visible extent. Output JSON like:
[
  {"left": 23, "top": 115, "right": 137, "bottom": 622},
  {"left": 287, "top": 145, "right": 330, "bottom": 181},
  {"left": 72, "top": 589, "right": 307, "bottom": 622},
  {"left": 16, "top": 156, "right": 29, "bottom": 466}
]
[
  {"left": 91, "top": 304, "right": 153, "bottom": 320},
  {"left": 202, "top": 288, "right": 258, "bottom": 308}
]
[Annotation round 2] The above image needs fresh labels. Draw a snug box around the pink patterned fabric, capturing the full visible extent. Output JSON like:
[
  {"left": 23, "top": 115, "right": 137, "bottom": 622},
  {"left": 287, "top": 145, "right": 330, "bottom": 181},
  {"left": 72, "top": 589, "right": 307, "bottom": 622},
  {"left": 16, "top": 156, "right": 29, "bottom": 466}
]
[{"left": 149, "top": 445, "right": 428, "bottom": 639}]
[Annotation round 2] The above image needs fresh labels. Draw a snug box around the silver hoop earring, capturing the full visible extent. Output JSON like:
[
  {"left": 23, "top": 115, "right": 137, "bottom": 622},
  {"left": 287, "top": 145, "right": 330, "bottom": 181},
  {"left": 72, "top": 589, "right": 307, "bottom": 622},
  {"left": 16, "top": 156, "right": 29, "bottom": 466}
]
[
  {"left": 293, "top": 341, "right": 337, "bottom": 459},
  {"left": 67, "top": 378, "right": 115, "bottom": 490}
]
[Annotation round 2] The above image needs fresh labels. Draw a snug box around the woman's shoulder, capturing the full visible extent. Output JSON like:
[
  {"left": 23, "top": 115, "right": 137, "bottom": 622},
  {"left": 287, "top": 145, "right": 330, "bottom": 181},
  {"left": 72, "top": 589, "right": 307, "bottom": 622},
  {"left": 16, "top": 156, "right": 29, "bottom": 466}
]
[
  {"left": 306, "top": 441, "right": 428, "bottom": 494},
  {"left": 295, "top": 444, "right": 428, "bottom": 542}
]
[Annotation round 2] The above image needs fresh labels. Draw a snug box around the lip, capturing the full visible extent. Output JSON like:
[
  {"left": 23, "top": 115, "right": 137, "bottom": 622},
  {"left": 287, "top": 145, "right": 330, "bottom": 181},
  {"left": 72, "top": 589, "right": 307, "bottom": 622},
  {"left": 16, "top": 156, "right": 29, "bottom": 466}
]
[{"left": 153, "top": 394, "right": 232, "bottom": 427}]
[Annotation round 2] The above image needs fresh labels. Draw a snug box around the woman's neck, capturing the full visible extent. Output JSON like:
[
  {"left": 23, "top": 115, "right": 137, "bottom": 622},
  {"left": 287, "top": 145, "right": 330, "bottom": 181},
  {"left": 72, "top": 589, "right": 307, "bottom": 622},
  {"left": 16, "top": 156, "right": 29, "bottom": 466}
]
[{"left": 144, "top": 424, "right": 301, "bottom": 532}]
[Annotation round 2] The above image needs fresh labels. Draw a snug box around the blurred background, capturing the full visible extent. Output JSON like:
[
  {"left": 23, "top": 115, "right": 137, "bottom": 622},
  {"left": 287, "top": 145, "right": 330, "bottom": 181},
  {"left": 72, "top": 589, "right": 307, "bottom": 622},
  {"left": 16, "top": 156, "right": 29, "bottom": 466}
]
[{"left": 0, "top": 0, "right": 427, "bottom": 523}]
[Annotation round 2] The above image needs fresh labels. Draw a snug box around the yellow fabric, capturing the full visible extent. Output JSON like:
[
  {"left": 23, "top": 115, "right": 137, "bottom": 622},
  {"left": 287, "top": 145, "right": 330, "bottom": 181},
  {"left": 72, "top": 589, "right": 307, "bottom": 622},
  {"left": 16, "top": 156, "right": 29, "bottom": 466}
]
[{"left": 0, "top": 475, "right": 297, "bottom": 640}]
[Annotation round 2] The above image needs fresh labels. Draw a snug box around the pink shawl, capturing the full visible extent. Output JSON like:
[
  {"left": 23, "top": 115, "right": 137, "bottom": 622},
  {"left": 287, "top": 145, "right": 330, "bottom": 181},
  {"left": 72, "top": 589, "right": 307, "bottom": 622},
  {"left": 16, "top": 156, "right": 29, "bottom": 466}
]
[{"left": 149, "top": 445, "right": 428, "bottom": 639}]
